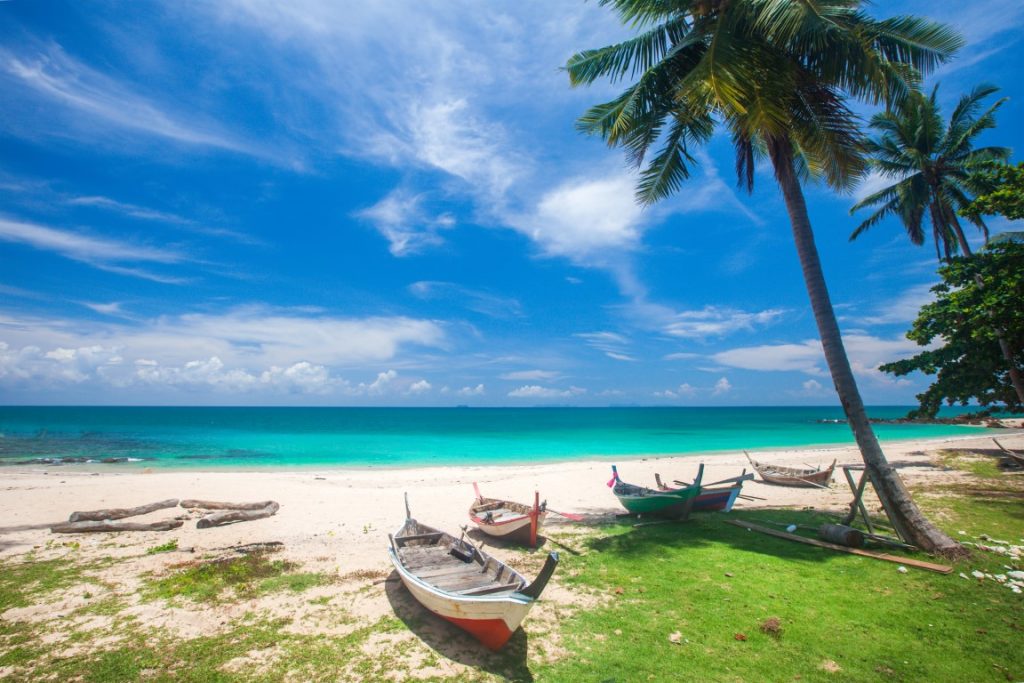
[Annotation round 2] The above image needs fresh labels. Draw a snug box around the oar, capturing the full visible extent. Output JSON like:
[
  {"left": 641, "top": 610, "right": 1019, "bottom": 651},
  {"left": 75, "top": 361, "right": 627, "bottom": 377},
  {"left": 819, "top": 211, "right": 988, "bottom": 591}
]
[{"left": 546, "top": 508, "right": 584, "bottom": 522}]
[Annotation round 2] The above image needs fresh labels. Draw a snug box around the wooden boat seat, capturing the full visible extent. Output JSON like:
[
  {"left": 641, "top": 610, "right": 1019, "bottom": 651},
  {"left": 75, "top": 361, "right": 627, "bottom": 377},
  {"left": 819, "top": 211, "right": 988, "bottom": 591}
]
[
  {"left": 394, "top": 532, "right": 445, "bottom": 547},
  {"left": 483, "top": 508, "right": 522, "bottom": 521},
  {"left": 455, "top": 582, "right": 520, "bottom": 596}
]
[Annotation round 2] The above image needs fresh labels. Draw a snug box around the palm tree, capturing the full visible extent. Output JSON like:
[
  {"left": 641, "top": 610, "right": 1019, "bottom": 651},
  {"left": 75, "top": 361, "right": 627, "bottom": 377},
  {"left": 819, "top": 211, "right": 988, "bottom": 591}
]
[
  {"left": 850, "top": 84, "right": 1009, "bottom": 262},
  {"left": 851, "top": 85, "right": 1024, "bottom": 404},
  {"left": 566, "top": 0, "right": 963, "bottom": 554}
]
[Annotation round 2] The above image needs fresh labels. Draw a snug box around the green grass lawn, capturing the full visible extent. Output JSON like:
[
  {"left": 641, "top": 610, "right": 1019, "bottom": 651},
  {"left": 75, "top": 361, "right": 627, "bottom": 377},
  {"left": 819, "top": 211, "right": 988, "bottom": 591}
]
[{"left": 1, "top": 458, "right": 1021, "bottom": 682}]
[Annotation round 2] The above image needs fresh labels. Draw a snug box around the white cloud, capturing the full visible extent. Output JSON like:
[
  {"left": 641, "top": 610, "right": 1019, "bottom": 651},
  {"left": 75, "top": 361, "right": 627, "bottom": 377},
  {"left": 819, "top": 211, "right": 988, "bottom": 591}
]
[
  {"left": 361, "top": 369, "right": 397, "bottom": 395},
  {"left": 712, "top": 377, "right": 732, "bottom": 395},
  {"left": 662, "top": 307, "right": 785, "bottom": 340},
  {"left": 0, "top": 308, "right": 446, "bottom": 397},
  {"left": 457, "top": 384, "right": 485, "bottom": 396},
  {"left": 407, "top": 379, "right": 432, "bottom": 395},
  {"left": 508, "top": 385, "right": 586, "bottom": 399},
  {"left": 858, "top": 283, "right": 935, "bottom": 326},
  {"left": 356, "top": 190, "right": 453, "bottom": 256},
  {"left": 654, "top": 383, "right": 697, "bottom": 400},
  {"left": 507, "top": 174, "right": 645, "bottom": 260},
  {"left": 711, "top": 334, "right": 924, "bottom": 382},
  {"left": 801, "top": 379, "right": 826, "bottom": 396},
  {"left": 499, "top": 369, "right": 560, "bottom": 381}
]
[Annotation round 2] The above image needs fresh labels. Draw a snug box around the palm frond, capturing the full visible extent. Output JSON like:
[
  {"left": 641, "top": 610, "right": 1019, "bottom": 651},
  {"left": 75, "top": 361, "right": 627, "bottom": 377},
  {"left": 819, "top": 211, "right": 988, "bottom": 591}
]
[
  {"left": 635, "top": 116, "right": 696, "bottom": 205},
  {"left": 566, "top": 15, "right": 692, "bottom": 85}
]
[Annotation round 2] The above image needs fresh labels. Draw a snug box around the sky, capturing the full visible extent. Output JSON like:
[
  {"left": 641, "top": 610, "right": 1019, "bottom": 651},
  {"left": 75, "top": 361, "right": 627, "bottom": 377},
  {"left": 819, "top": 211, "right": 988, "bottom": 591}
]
[{"left": 1, "top": 1, "right": 1022, "bottom": 407}]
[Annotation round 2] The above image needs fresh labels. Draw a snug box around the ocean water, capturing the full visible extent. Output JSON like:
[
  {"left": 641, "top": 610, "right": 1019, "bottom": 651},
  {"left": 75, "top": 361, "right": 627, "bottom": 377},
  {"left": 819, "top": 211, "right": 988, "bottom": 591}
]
[{"left": 0, "top": 406, "right": 992, "bottom": 470}]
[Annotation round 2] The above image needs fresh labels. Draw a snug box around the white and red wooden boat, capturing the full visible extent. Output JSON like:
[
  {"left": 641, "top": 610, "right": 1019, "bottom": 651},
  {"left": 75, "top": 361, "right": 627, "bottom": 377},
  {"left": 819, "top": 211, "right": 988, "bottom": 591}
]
[
  {"left": 388, "top": 494, "right": 559, "bottom": 651},
  {"left": 468, "top": 483, "right": 547, "bottom": 547}
]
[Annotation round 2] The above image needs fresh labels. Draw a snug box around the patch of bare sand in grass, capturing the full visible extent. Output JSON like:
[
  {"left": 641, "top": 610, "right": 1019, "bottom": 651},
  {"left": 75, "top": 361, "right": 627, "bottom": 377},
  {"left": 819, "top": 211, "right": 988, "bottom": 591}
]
[{"left": 219, "top": 644, "right": 285, "bottom": 678}]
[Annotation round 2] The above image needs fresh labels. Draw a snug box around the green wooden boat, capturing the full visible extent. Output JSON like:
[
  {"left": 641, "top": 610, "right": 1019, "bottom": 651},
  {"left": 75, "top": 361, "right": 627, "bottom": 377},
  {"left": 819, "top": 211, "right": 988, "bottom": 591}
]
[{"left": 608, "top": 464, "right": 704, "bottom": 518}]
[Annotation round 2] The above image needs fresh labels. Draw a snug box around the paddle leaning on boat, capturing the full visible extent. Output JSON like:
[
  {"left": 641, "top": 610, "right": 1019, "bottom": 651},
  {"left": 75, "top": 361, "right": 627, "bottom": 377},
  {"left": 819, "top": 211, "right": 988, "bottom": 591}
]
[
  {"left": 387, "top": 494, "right": 559, "bottom": 650},
  {"left": 608, "top": 464, "right": 704, "bottom": 518}
]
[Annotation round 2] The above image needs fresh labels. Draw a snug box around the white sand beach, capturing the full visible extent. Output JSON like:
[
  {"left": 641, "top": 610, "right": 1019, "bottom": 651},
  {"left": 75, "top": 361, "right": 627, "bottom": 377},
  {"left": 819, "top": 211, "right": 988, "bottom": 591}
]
[{"left": 3, "top": 428, "right": 1022, "bottom": 567}]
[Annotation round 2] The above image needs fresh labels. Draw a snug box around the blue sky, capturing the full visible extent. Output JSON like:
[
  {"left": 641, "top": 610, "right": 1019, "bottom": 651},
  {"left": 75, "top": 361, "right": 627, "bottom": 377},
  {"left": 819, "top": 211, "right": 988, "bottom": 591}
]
[{"left": 1, "top": 1, "right": 1022, "bottom": 407}]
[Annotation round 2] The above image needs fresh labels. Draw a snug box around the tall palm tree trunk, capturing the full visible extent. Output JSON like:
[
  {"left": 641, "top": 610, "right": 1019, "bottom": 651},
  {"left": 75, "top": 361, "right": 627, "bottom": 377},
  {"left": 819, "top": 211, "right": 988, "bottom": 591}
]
[{"left": 767, "top": 137, "right": 961, "bottom": 556}]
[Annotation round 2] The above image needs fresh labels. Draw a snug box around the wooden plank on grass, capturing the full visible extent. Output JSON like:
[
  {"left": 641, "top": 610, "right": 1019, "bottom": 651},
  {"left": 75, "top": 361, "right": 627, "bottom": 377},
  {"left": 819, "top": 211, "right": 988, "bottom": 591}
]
[{"left": 725, "top": 519, "right": 953, "bottom": 574}]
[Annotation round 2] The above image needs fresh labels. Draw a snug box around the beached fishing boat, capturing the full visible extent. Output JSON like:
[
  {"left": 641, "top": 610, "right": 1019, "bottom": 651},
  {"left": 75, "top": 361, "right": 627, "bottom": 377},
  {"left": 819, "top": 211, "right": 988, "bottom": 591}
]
[
  {"left": 609, "top": 464, "right": 703, "bottom": 518},
  {"left": 388, "top": 495, "right": 559, "bottom": 651},
  {"left": 745, "top": 451, "right": 835, "bottom": 488},
  {"left": 468, "top": 483, "right": 547, "bottom": 547},
  {"left": 654, "top": 470, "right": 754, "bottom": 512}
]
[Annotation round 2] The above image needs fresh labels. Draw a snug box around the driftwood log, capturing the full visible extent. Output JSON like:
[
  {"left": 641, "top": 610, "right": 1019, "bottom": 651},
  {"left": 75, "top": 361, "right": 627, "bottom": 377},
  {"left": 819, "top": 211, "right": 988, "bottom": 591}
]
[
  {"left": 180, "top": 500, "right": 276, "bottom": 511},
  {"left": 197, "top": 502, "right": 280, "bottom": 529},
  {"left": 52, "top": 519, "right": 184, "bottom": 534},
  {"left": 69, "top": 498, "right": 180, "bottom": 522}
]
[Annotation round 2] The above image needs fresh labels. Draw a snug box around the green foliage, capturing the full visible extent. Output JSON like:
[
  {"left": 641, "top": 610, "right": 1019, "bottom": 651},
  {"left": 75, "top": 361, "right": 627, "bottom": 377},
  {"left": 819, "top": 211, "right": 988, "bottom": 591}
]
[
  {"left": 880, "top": 241, "right": 1024, "bottom": 417},
  {"left": 146, "top": 539, "right": 179, "bottom": 555},
  {"left": 850, "top": 84, "right": 1009, "bottom": 261},
  {"left": 144, "top": 552, "right": 325, "bottom": 603},
  {"left": 961, "top": 162, "right": 1024, "bottom": 221},
  {"left": 566, "top": 0, "right": 962, "bottom": 204}
]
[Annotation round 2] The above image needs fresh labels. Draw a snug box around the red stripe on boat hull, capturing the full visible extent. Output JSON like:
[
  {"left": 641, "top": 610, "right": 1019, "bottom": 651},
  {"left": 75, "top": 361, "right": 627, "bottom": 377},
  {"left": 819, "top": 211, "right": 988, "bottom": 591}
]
[{"left": 441, "top": 615, "right": 515, "bottom": 650}]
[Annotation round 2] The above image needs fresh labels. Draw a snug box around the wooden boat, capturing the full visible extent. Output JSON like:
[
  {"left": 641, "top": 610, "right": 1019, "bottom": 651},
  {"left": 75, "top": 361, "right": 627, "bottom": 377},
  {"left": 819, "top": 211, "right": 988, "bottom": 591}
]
[
  {"left": 654, "top": 470, "right": 754, "bottom": 512},
  {"left": 745, "top": 451, "right": 835, "bottom": 488},
  {"left": 608, "top": 464, "right": 703, "bottom": 518},
  {"left": 388, "top": 495, "right": 559, "bottom": 651},
  {"left": 468, "top": 483, "right": 547, "bottom": 547}
]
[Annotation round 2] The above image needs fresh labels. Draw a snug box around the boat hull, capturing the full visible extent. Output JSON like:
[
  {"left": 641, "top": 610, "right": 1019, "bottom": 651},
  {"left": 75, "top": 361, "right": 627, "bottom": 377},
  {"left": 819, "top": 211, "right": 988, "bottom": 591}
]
[
  {"left": 388, "top": 548, "right": 532, "bottom": 650},
  {"left": 615, "top": 488, "right": 700, "bottom": 517},
  {"left": 691, "top": 485, "right": 742, "bottom": 512},
  {"left": 471, "top": 511, "right": 548, "bottom": 543}
]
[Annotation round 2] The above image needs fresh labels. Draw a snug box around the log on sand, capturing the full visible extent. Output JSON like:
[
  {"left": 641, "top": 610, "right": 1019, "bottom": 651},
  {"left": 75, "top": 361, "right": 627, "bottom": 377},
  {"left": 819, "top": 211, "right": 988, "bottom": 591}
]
[
  {"left": 180, "top": 500, "right": 276, "bottom": 511},
  {"left": 197, "top": 502, "right": 280, "bottom": 529},
  {"left": 69, "top": 498, "right": 180, "bottom": 522},
  {"left": 52, "top": 519, "right": 184, "bottom": 534}
]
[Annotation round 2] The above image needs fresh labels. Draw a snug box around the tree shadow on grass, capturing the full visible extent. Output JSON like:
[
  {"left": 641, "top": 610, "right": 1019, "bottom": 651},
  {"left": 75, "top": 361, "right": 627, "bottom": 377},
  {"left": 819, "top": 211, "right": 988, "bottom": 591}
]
[
  {"left": 581, "top": 508, "right": 912, "bottom": 569},
  {"left": 384, "top": 570, "right": 534, "bottom": 682}
]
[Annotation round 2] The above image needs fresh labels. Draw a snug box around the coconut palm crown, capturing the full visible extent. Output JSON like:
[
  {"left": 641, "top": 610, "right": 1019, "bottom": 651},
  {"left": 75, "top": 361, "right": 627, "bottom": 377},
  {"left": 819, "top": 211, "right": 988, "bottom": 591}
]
[
  {"left": 567, "top": 0, "right": 962, "bottom": 203},
  {"left": 850, "top": 84, "right": 1010, "bottom": 261},
  {"left": 567, "top": 0, "right": 964, "bottom": 554}
]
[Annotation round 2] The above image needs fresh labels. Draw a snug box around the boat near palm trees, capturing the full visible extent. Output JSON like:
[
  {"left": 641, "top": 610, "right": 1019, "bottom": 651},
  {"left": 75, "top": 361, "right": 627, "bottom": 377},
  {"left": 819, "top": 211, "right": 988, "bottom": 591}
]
[
  {"left": 745, "top": 451, "right": 835, "bottom": 488},
  {"left": 388, "top": 494, "right": 559, "bottom": 651},
  {"left": 609, "top": 464, "right": 703, "bottom": 518}
]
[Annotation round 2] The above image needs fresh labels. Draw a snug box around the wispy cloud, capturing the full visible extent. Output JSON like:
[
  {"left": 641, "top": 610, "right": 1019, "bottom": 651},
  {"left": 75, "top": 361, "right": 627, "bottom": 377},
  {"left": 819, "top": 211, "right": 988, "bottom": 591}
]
[
  {"left": 0, "top": 215, "right": 190, "bottom": 283},
  {"left": 409, "top": 281, "right": 522, "bottom": 319},
  {"left": 575, "top": 331, "right": 636, "bottom": 361},
  {"left": 2, "top": 44, "right": 276, "bottom": 161}
]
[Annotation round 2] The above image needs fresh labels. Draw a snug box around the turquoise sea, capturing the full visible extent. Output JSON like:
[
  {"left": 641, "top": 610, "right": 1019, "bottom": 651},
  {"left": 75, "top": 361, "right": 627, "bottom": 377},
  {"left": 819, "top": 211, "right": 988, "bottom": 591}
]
[{"left": 0, "top": 406, "right": 992, "bottom": 470}]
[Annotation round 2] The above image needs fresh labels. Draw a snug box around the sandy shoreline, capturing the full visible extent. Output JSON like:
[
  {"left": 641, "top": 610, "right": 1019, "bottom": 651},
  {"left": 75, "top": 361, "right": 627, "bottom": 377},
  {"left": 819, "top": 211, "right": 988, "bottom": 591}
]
[{"left": 3, "top": 429, "right": 1022, "bottom": 569}]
